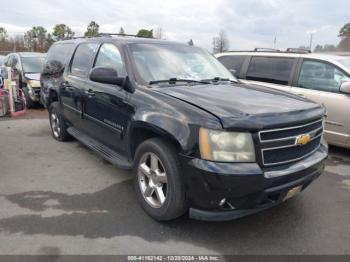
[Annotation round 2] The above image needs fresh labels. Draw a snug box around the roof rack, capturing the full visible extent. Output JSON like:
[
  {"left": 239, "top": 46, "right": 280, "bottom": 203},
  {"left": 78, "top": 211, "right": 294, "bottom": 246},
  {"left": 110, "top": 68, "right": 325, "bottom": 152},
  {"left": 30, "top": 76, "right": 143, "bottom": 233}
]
[
  {"left": 97, "top": 33, "right": 141, "bottom": 38},
  {"left": 254, "top": 48, "right": 281, "bottom": 52},
  {"left": 286, "top": 48, "right": 311, "bottom": 54}
]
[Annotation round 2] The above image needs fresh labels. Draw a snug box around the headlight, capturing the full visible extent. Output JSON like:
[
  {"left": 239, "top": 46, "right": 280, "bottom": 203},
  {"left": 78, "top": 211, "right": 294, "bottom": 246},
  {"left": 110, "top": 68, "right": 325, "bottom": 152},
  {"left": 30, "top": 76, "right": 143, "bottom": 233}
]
[{"left": 199, "top": 128, "right": 256, "bottom": 162}]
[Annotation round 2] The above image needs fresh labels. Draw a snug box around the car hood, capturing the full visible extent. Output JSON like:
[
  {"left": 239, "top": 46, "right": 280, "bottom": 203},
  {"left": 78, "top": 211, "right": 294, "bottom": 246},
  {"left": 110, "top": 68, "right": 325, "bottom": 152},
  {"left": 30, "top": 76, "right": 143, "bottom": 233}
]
[
  {"left": 24, "top": 73, "right": 41, "bottom": 81},
  {"left": 155, "top": 83, "right": 325, "bottom": 130}
]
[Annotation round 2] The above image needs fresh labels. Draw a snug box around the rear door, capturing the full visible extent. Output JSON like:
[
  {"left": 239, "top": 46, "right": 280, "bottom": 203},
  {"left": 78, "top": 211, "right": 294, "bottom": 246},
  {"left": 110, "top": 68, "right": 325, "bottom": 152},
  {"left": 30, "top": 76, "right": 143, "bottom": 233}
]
[
  {"left": 292, "top": 58, "right": 350, "bottom": 146},
  {"left": 61, "top": 42, "right": 98, "bottom": 127}
]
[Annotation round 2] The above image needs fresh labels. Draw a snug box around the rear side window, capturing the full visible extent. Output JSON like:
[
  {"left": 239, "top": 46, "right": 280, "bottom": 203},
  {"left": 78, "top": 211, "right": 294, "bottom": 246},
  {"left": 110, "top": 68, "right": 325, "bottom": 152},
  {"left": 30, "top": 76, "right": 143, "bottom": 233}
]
[
  {"left": 217, "top": 55, "right": 246, "bottom": 74},
  {"left": 46, "top": 43, "right": 74, "bottom": 65},
  {"left": 246, "top": 57, "right": 295, "bottom": 85},
  {"left": 71, "top": 43, "right": 98, "bottom": 77},
  {"left": 43, "top": 43, "right": 74, "bottom": 75}
]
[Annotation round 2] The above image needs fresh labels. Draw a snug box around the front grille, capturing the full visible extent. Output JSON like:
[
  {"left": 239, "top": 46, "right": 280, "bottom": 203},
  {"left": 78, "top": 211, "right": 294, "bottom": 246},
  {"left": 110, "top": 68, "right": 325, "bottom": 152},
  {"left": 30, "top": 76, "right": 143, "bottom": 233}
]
[{"left": 259, "top": 119, "right": 323, "bottom": 166}]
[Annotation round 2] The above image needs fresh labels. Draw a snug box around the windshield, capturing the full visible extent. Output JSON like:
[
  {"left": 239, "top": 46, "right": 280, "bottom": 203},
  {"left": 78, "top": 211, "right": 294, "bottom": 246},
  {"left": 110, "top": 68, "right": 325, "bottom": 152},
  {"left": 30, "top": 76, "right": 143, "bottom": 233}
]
[
  {"left": 335, "top": 57, "right": 350, "bottom": 72},
  {"left": 129, "top": 43, "right": 237, "bottom": 84},
  {"left": 22, "top": 57, "right": 44, "bottom": 73}
]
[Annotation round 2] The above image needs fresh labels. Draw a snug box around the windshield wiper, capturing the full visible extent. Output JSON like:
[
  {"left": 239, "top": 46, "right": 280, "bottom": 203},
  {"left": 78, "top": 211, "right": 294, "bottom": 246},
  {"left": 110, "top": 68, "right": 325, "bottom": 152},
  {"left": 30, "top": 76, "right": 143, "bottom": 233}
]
[
  {"left": 201, "top": 77, "right": 237, "bottom": 83},
  {"left": 149, "top": 78, "right": 210, "bottom": 85}
]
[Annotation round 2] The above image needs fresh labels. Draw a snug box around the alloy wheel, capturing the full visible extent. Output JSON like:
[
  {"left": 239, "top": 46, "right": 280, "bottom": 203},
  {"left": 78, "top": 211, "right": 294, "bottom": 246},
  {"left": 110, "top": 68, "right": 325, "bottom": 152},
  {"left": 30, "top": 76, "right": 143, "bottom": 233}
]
[{"left": 138, "top": 152, "right": 168, "bottom": 208}]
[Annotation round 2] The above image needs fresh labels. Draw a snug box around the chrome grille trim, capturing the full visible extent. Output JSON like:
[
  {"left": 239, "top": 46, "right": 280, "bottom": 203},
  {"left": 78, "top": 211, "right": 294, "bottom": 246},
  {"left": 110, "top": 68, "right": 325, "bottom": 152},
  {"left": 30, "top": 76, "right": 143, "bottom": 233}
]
[
  {"left": 259, "top": 119, "right": 323, "bottom": 142},
  {"left": 259, "top": 118, "right": 323, "bottom": 166}
]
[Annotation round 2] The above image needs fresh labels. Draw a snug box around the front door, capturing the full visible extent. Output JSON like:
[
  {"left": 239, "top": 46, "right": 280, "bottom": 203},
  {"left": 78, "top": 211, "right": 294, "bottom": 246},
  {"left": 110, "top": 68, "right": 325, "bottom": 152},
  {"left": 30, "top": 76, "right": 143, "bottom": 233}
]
[{"left": 81, "top": 43, "right": 132, "bottom": 155}]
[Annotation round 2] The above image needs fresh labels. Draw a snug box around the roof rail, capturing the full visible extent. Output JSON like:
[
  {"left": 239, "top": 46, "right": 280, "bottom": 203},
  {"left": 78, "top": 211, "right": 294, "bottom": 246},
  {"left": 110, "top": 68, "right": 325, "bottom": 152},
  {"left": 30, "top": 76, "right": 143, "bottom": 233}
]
[
  {"left": 286, "top": 48, "right": 311, "bottom": 54},
  {"left": 97, "top": 33, "right": 148, "bottom": 38},
  {"left": 254, "top": 48, "right": 281, "bottom": 52}
]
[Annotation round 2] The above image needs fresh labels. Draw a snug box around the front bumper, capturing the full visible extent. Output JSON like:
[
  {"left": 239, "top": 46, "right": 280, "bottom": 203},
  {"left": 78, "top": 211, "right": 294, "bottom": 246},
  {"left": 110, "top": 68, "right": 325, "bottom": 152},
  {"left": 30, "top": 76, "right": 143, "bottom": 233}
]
[{"left": 181, "top": 143, "right": 328, "bottom": 221}]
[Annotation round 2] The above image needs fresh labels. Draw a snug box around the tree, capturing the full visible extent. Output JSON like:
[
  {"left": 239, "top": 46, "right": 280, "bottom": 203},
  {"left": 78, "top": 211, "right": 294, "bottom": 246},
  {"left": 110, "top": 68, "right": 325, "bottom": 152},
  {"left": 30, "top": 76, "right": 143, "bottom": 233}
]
[
  {"left": 85, "top": 21, "right": 99, "bottom": 37},
  {"left": 119, "top": 27, "right": 125, "bottom": 35},
  {"left": 339, "top": 23, "right": 350, "bottom": 38},
  {"left": 212, "top": 30, "right": 229, "bottom": 54},
  {"left": 136, "top": 29, "right": 153, "bottom": 38},
  {"left": 53, "top": 24, "right": 75, "bottom": 41},
  {"left": 188, "top": 39, "right": 194, "bottom": 46},
  {"left": 24, "top": 26, "right": 49, "bottom": 52},
  {"left": 0, "top": 27, "right": 8, "bottom": 41}
]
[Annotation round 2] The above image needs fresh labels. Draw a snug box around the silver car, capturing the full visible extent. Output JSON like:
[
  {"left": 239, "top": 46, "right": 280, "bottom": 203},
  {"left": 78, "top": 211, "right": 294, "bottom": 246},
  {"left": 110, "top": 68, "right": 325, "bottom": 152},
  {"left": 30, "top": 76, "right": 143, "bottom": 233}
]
[{"left": 216, "top": 49, "right": 350, "bottom": 149}]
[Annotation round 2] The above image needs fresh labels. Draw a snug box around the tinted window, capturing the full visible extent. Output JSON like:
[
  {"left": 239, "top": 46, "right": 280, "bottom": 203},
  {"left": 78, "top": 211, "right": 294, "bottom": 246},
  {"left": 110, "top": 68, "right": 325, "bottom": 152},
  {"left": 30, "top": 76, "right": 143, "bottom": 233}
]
[
  {"left": 246, "top": 57, "right": 295, "bottom": 85},
  {"left": 46, "top": 43, "right": 74, "bottom": 65},
  {"left": 218, "top": 55, "right": 246, "bottom": 74},
  {"left": 71, "top": 43, "right": 98, "bottom": 77},
  {"left": 43, "top": 43, "right": 75, "bottom": 75},
  {"left": 298, "top": 60, "right": 350, "bottom": 93},
  {"left": 94, "top": 44, "right": 126, "bottom": 76}
]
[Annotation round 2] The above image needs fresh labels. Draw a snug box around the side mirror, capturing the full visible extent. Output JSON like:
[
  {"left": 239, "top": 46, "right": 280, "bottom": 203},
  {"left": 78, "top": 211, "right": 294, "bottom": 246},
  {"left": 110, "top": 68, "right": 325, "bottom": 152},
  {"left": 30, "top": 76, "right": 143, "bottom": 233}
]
[
  {"left": 89, "top": 67, "right": 125, "bottom": 86},
  {"left": 340, "top": 82, "right": 350, "bottom": 94}
]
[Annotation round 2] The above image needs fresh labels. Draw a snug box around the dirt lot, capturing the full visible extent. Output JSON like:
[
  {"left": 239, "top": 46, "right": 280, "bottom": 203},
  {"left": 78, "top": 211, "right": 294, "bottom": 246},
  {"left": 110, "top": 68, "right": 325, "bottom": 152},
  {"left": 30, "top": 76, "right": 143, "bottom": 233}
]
[{"left": 0, "top": 109, "right": 349, "bottom": 255}]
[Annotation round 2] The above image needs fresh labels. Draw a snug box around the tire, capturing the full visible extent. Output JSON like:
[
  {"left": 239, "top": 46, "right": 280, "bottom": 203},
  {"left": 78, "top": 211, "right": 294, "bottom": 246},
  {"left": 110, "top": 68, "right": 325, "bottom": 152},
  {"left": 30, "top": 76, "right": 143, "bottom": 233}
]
[
  {"left": 133, "top": 138, "right": 187, "bottom": 221},
  {"left": 49, "top": 102, "right": 72, "bottom": 141}
]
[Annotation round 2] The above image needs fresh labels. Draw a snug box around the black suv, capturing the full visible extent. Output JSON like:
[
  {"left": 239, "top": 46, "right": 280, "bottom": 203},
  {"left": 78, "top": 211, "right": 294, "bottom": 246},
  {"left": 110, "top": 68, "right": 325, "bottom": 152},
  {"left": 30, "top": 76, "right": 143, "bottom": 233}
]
[{"left": 41, "top": 36, "right": 328, "bottom": 221}]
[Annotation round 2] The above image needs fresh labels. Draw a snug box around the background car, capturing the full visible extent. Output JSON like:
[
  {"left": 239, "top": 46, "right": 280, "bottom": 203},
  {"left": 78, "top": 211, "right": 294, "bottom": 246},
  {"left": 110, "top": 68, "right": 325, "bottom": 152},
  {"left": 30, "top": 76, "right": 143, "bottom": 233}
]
[
  {"left": 4, "top": 52, "right": 46, "bottom": 108},
  {"left": 216, "top": 49, "right": 350, "bottom": 149}
]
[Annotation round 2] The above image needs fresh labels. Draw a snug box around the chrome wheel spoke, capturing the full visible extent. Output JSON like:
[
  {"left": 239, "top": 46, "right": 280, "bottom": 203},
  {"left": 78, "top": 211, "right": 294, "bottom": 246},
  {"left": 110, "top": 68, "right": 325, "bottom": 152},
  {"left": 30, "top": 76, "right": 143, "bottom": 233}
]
[
  {"left": 155, "top": 170, "right": 167, "bottom": 184},
  {"left": 140, "top": 163, "right": 151, "bottom": 178},
  {"left": 150, "top": 154, "right": 159, "bottom": 171},
  {"left": 144, "top": 186, "right": 155, "bottom": 197},
  {"left": 155, "top": 186, "right": 166, "bottom": 204}
]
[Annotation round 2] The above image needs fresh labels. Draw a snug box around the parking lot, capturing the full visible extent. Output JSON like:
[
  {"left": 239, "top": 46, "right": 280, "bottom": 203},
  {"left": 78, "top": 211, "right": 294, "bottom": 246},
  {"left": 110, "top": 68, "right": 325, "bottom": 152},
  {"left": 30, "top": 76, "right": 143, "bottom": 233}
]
[{"left": 0, "top": 109, "right": 349, "bottom": 255}]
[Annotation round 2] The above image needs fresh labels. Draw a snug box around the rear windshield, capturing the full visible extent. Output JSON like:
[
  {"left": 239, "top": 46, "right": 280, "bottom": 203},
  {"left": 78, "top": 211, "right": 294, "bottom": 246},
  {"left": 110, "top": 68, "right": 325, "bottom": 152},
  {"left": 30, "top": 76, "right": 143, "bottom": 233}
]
[{"left": 22, "top": 57, "right": 45, "bottom": 73}]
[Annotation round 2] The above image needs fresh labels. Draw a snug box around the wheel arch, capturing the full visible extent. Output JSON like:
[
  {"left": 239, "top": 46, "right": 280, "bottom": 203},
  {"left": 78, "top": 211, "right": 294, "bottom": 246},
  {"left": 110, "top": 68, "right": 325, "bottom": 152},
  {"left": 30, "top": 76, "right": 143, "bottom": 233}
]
[{"left": 127, "top": 121, "right": 189, "bottom": 161}]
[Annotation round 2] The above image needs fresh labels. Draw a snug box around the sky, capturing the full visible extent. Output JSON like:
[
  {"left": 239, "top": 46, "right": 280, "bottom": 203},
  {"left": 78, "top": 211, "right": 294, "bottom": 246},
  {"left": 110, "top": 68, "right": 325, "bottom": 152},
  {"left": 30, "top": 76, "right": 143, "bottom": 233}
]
[{"left": 1, "top": 0, "right": 349, "bottom": 51}]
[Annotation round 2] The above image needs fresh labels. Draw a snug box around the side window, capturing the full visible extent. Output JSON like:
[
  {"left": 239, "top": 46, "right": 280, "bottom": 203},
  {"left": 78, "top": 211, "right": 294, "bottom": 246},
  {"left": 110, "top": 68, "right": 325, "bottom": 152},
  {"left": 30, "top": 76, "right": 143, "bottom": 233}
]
[
  {"left": 298, "top": 60, "right": 350, "bottom": 93},
  {"left": 43, "top": 43, "right": 75, "bottom": 75},
  {"left": 12, "top": 56, "right": 19, "bottom": 69},
  {"left": 217, "top": 55, "right": 246, "bottom": 74},
  {"left": 71, "top": 43, "right": 98, "bottom": 77},
  {"left": 94, "top": 44, "right": 126, "bottom": 76},
  {"left": 5, "top": 56, "right": 12, "bottom": 67},
  {"left": 246, "top": 57, "right": 295, "bottom": 85}
]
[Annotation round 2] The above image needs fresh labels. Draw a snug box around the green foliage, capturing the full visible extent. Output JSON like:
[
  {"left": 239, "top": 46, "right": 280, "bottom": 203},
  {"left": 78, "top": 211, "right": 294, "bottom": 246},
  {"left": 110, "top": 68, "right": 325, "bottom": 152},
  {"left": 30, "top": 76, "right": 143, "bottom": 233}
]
[
  {"left": 0, "top": 27, "right": 8, "bottom": 41},
  {"left": 53, "top": 24, "right": 75, "bottom": 41},
  {"left": 85, "top": 21, "right": 100, "bottom": 37},
  {"left": 339, "top": 23, "right": 350, "bottom": 38},
  {"left": 136, "top": 29, "right": 153, "bottom": 38},
  {"left": 24, "top": 26, "right": 50, "bottom": 51}
]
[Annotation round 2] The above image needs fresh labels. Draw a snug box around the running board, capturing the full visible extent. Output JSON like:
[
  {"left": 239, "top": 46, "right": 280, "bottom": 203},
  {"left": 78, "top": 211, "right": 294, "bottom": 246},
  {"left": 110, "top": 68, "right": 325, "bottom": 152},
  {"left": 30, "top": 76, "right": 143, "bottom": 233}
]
[{"left": 67, "top": 127, "right": 132, "bottom": 170}]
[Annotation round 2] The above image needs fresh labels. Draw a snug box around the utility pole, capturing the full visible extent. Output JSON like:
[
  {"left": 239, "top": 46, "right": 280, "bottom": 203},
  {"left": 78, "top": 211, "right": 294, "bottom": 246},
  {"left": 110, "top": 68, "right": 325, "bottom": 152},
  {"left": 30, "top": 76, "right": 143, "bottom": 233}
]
[
  {"left": 309, "top": 33, "right": 313, "bottom": 50},
  {"left": 273, "top": 35, "right": 277, "bottom": 49}
]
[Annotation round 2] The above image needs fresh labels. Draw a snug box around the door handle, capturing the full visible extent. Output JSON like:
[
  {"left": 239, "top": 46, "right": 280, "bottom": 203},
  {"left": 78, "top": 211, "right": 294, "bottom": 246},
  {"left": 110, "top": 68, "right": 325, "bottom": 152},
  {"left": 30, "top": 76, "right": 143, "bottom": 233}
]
[
  {"left": 61, "top": 81, "right": 71, "bottom": 90},
  {"left": 85, "top": 89, "right": 95, "bottom": 97}
]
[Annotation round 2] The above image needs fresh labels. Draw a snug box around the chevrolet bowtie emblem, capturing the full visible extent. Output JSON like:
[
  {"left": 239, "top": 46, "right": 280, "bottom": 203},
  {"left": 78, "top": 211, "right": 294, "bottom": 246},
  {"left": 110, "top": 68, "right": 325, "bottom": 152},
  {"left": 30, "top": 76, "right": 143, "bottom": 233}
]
[{"left": 296, "top": 134, "right": 311, "bottom": 146}]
